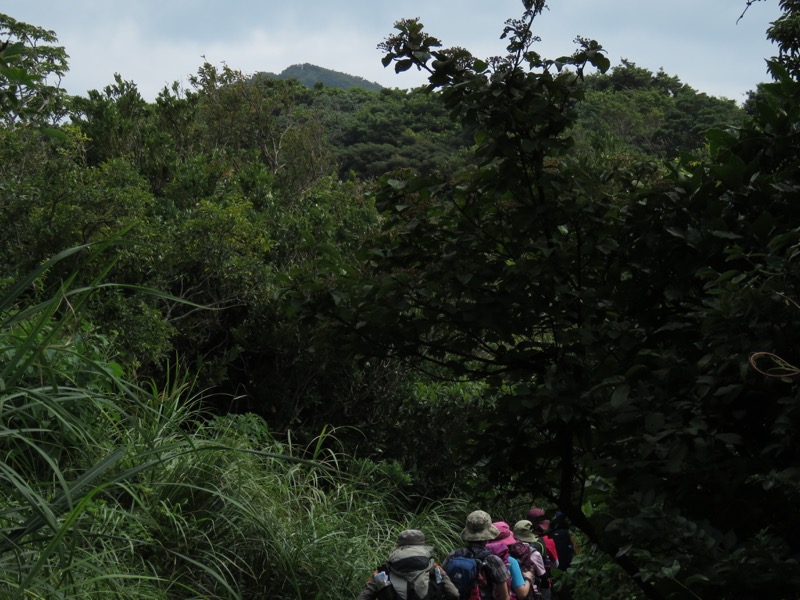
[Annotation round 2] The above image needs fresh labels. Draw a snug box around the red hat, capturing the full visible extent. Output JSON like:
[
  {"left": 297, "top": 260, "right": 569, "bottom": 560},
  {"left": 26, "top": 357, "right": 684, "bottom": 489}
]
[{"left": 526, "top": 508, "right": 550, "bottom": 532}]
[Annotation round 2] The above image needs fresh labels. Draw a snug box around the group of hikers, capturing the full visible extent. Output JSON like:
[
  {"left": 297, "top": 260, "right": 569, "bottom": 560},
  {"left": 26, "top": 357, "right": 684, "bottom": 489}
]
[{"left": 357, "top": 507, "right": 577, "bottom": 600}]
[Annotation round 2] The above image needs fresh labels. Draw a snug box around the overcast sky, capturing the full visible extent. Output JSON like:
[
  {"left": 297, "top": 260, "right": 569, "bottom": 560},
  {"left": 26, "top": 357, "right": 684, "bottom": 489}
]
[{"left": 4, "top": 1, "right": 784, "bottom": 104}]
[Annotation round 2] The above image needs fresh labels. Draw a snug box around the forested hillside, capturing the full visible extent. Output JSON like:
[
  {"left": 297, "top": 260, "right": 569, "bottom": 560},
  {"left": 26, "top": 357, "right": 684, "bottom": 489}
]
[
  {"left": 2, "top": 1, "right": 799, "bottom": 598},
  {"left": 256, "top": 63, "right": 384, "bottom": 92}
]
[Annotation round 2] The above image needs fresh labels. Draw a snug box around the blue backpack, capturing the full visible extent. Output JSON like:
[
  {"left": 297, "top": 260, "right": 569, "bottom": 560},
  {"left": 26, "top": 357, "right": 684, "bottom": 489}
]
[{"left": 444, "top": 549, "right": 492, "bottom": 600}]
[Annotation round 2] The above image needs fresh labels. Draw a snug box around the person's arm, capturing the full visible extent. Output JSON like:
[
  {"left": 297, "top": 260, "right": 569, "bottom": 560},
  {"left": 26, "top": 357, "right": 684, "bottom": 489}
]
[
  {"left": 355, "top": 575, "right": 378, "bottom": 600},
  {"left": 508, "top": 557, "right": 531, "bottom": 600},
  {"left": 486, "top": 555, "right": 511, "bottom": 600},
  {"left": 545, "top": 537, "right": 559, "bottom": 569},
  {"left": 493, "top": 581, "right": 511, "bottom": 600},
  {"left": 436, "top": 565, "right": 460, "bottom": 600}
]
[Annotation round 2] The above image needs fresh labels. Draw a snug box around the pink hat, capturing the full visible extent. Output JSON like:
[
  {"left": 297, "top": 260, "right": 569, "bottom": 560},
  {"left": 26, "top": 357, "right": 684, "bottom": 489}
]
[
  {"left": 492, "top": 521, "right": 518, "bottom": 546},
  {"left": 486, "top": 539, "right": 510, "bottom": 562}
]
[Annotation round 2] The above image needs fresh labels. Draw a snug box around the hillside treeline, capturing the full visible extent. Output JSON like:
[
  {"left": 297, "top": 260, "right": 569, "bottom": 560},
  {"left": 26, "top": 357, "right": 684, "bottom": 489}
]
[{"left": 1, "top": 1, "right": 799, "bottom": 598}]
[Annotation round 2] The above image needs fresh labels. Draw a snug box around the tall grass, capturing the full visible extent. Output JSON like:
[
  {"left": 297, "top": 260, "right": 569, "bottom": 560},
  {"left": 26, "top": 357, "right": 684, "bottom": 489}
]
[{"left": 1, "top": 248, "right": 466, "bottom": 599}]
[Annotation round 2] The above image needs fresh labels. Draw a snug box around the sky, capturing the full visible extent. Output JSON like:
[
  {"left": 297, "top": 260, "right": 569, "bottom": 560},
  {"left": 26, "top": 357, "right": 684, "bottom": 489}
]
[{"left": 3, "top": 0, "right": 784, "bottom": 105}]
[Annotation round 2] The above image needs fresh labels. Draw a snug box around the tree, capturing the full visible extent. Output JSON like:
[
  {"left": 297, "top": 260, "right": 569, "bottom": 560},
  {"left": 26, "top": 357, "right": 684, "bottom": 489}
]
[
  {"left": 0, "top": 13, "right": 68, "bottom": 125},
  {"left": 299, "top": 1, "right": 800, "bottom": 597},
  {"left": 766, "top": 0, "right": 800, "bottom": 76},
  {"left": 576, "top": 61, "right": 744, "bottom": 159},
  {"left": 313, "top": 86, "right": 469, "bottom": 179},
  {"left": 188, "top": 62, "right": 333, "bottom": 195}
]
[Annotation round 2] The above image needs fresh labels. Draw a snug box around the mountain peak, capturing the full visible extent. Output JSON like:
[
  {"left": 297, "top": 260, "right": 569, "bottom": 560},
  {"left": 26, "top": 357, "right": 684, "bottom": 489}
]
[{"left": 256, "top": 63, "right": 383, "bottom": 92}]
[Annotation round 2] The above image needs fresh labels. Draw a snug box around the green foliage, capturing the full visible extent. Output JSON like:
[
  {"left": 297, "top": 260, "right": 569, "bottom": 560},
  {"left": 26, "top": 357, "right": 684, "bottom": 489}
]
[
  {"left": 5, "top": 3, "right": 800, "bottom": 597},
  {"left": 576, "top": 60, "right": 745, "bottom": 159},
  {"left": 0, "top": 257, "right": 464, "bottom": 599},
  {"left": 188, "top": 63, "right": 333, "bottom": 195},
  {"left": 340, "top": 371, "right": 496, "bottom": 500},
  {"left": 312, "top": 85, "right": 469, "bottom": 179},
  {"left": 766, "top": 0, "right": 800, "bottom": 77},
  {"left": 2, "top": 53, "right": 386, "bottom": 399},
  {"left": 69, "top": 75, "right": 163, "bottom": 175},
  {"left": 301, "top": 1, "right": 800, "bottom": 598},
  {"left": 0, "top": 13, "right": 69, "bottom": 125},
  {"left": 559, "top": 542, "right": 643, "bottom": 600},
  {"left": 612, "top": 57, "right": 800, "bottom": 596}
]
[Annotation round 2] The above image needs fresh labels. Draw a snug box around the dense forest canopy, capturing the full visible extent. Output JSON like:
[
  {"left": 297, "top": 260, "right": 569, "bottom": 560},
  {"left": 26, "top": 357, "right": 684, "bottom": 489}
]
[{"left": 2, "top": 1, "right": 800, "bottom": 598}]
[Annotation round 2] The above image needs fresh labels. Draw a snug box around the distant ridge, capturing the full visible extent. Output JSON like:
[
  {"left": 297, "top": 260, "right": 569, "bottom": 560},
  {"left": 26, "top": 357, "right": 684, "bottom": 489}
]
[{"left": 255, "top": 63, "right": 383, "bottom": 92}]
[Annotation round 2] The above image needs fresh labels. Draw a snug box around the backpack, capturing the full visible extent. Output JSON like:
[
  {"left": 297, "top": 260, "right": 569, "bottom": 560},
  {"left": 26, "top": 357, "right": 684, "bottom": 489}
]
[
  {"left": 443, "top": 548, "right": 492, "bottom": 600},
  {"left": 524, "top": 537, "right": 553, "bottom": 590},
  {"left": 373, "top": 562, "right": 445, "bottom": 600},
  {"left": 549, "top": 527, "right": 575, "bottom": 570},
  {"left": 527, "top": 538, "right": 549, "bottom": 569},
  {"left": 507, "top": 543, "right": 544, "bottom": 600}
]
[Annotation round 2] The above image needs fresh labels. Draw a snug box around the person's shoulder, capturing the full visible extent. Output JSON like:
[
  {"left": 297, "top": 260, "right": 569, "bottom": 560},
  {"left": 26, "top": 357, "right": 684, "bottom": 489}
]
[
  {"left": 484, "top": 553, "right": 505, "bottom": 568},
  {"left": 443, "top": 547, "right": 465, "bottom": 564}
]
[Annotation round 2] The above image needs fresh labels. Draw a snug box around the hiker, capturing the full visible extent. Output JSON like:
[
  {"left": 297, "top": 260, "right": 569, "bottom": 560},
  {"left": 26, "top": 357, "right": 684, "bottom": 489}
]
[
  {"left": 357, "top": 529, "right": 459, "bottom": 600},
  {"left": 526, "top": 508, "right": 559, "bottom": 569},
  {"left": 510, "top": 520, "right": 547, "bottom": 600},
  {"left": 486, "top": 521, "right": 537, "bottom": 600},
  {"left": 442, "top": 510, "right": 511, "bottom": 600},
  {"left": 525, "top": 508, "right": 559, "bottom": 599},
  {"left": 548, "top": 512, "right": 577, "bottom": 572}
]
